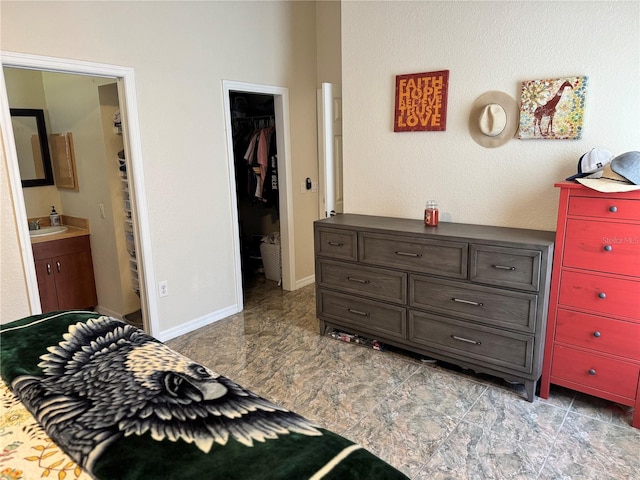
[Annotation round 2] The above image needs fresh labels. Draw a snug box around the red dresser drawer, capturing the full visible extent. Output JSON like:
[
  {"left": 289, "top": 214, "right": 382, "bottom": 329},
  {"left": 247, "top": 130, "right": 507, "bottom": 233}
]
[
  {"left": 568, "top": 196, "right": 640, "bottom": 222},
  {"left": 555, "top": 309, "right": 640, "bottom": 359},
  {"left": 559, "top": 270, "right": 640, "bottom": 319},
  {"left": 551, "top": 345, "right": 640, "bottom": 400},
  {"left": 563, "top": 219, "right": 640, "bottom": 277}
]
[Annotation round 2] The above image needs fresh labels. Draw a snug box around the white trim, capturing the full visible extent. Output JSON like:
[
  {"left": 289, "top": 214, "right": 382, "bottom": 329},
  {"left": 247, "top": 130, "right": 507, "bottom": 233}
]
[
  {"left": 296, "top": 274, "right": 316, "bottom": 290},
  {"left": 0, "top": 51, "right": 159, "bottom": 337},
  {"left": 155, "top": 304, "right": 239, "bottom": 343},
  {"left": 94, "top": 305, "right": 123, "bottom": 321},
  {"left": 222, "top": 80, "right": 296, "bottom": 310},
  {"left": 0, "top": 67, "right": 40, "bottom": 313}
]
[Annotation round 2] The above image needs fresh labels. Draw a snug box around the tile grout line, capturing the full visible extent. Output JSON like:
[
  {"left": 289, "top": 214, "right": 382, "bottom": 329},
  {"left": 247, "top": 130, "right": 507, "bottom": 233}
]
[
  {"left": 410, "top": 383, "right": 490, "bottom": 479},
  {"left": 340, "top": 362, "right": 425, "bottom": 439},
  {"left": 534, "top": 395, "right": 575, "bottom": 480}
]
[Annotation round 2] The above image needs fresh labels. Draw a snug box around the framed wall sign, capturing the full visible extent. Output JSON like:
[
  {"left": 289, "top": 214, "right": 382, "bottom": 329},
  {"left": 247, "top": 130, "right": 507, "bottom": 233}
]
[{"left": 394, "top": 70, "right": 449, "bottom": 132}]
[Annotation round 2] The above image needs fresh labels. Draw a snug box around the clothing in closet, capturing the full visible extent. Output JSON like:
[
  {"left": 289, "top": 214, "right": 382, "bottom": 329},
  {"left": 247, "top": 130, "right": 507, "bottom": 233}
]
[{"left": 233, "top": 117, "right": 278, "bottom": 209}]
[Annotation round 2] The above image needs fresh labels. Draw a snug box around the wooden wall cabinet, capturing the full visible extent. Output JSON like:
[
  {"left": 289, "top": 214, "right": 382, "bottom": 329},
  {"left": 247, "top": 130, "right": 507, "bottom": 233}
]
[
  {"left": 540, "top": 182, "right": 640, "bottom": 429},
  {"left": 49, "top": 132, "right": 79, "bottom": 191},
  {"left": 32, "top": 235, "right": 97, "bottom": 312},
  {"left": 315, "top": 214, "right": 555, "bottom": 401}
]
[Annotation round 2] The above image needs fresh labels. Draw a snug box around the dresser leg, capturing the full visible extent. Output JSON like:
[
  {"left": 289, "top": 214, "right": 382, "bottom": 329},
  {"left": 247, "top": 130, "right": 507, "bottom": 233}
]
[
  {"left": 524, "top": 380, "right": 535, "bottom": 402},
  {"left": 318, "top": 320, "right": 327, "bottom": 335},
  {"left": 633, "top": 388, "right": 640, "bottom": 429},
  {"left": 539, "top": 378, "right": 550, "bottom": 399}
]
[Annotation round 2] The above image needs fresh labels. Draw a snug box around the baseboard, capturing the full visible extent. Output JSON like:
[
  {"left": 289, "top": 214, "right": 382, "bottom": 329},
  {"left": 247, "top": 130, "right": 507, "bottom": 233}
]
[
  {"left": 155, "top": 276, "right": 313, "bottom": 342},
  {"left": 94, "top": 305, "right": 123, "bottom": 320},
  {"left": 295, "top": 274, "right": 315, "bottom": 290},
  {"left": 155, "top": 304, "right": 240, "bottom": 343}
]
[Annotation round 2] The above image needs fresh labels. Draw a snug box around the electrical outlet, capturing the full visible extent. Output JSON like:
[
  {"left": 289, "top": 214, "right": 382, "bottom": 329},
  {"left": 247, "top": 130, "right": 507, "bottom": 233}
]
[{"left": 158, "top": 280, "right": 168, "bottom": 297}]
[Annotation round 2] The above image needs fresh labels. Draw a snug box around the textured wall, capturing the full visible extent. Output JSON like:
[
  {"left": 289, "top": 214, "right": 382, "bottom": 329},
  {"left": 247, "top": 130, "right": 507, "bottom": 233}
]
[
  {"left": 1, "top": 1, "right": 319, "bottom": 333},
  {"left": 342, "top": 1, "right": 640, "bottom": 230}
]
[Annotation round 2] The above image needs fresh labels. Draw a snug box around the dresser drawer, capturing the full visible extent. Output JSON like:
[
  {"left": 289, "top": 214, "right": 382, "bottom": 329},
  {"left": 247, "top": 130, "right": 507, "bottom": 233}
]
[
  {"left": 558, "top": 270, "right": 640, "bottom": 319},
  {"left": 315, "top": 227, "right": 357, "bottom": 261},
  {"left": 564, "top": 219, "right": 640, "bottom": 276},
  {"left": 317, "top": 290, "right": 407, "bottom": 340},
  {"left": 568, "top": 196, "right": 640, "bottom": 222},
  {"left": 551, "top": 345, "right": 640, "bottom": 400},
  {"left": 410, "top": 275, "right": 537, "bottom": 333},
  {"left": 317, "top": 259, "right": 407, "bottom": 304},
  {"left": 555, "top": 309, "right": 640, "bottom": 359},
  {"left": 359, "top": 232, "right": 467, "bottom": 279},
  {"left": 409, "top": 311, "right": 534, "bottom": 374},
  {"left": 470, "top": 244, "right": 541, "bottom": 292}
]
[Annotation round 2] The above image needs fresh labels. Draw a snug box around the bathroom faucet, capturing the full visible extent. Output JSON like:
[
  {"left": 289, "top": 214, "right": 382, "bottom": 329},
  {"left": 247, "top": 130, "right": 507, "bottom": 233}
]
[{"left": 29, "top": 220, "right": 41, "bottom": 231}]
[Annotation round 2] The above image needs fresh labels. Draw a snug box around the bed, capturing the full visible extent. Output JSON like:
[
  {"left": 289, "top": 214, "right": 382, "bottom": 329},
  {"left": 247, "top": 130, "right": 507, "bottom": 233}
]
[{"left": 0, "top": 310, "right": 408, "bottom": 480}]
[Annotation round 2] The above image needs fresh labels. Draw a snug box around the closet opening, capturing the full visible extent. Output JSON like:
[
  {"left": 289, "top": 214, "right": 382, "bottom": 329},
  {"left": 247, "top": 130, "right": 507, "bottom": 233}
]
[{"left": 229, "top": 91, "right": 281, "bottom": 299}]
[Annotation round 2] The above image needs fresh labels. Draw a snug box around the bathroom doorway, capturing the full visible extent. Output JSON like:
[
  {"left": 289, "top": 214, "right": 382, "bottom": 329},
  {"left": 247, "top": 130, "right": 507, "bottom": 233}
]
[{"left": 1, "top": 52, "right": 157, "bottom": 335}]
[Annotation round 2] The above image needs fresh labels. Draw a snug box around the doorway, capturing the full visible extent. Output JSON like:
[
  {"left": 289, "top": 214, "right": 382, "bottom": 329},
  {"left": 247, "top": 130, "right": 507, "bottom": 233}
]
[
  {"left": 222, "top": 81, "right": 295, "bottom": 311},
  {"left": 228, "top": 92, "right": 280, "bottom": 295},
  {"left": 1, "top": 51, "right": 158, "bottom": 336}
]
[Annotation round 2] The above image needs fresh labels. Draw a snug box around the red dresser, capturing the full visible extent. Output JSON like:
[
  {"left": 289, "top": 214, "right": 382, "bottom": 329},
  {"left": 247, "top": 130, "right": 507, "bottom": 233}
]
[{"left": 540, "top": 182, "right": 640, "bottom": 428}]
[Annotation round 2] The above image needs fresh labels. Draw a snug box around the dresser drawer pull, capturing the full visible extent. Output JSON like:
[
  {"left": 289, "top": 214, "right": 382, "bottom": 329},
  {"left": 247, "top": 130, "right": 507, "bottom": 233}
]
[
  {"left": 347, "top": 308, "right": 370, "bottom": 317},
  {"left": 328, "top": 241, "right": 344, "bottom": 247},
  {"left": 451, "top": 335, "right": 481, "bottom": 345},
  {"left": 395, "top": 251, "right": 423, "bottom": 258},
  {"left": 609, "top": 206, "right": 618, "bottom": 213},
  {"left": 492, "top": 264, "right": 516, "bottom": 271},
  {"left": 588, "top": 369, "right": 597, "bottom": 376},
  {"left": 452, "top": 298, "right": 484, "bottom": 306},
  {"left": 598, "top": 292, "right": 606, "bottom": 299},
  {"left": 603, "top": 245, "right": 612, "bottom": 252},
  {"left": 347, "top": 277, "right": 370, "bottom": 284},
  {"left": 593, "top": 331, "right": 601, "bottom": 338}
]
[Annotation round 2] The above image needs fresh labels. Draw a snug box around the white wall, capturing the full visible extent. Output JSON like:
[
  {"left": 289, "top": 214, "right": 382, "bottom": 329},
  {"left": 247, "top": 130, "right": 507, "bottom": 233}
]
[
  {"left": 0, "top": 133, "right": 31, "bottom": 321},
  {"left": 0, "top": 1, "right": 320, "bottom": 335},
  {"left": 316, "top": 1, "right": 342, "bottom": 86},
  {"left": 342, "top": 1, "right": 640, "bottom": 230}
]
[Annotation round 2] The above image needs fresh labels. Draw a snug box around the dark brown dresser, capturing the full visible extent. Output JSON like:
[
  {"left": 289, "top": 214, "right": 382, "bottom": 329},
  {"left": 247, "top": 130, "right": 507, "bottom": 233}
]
[{"left": 314, "top": 214, "right": 555, "bottom": 401}]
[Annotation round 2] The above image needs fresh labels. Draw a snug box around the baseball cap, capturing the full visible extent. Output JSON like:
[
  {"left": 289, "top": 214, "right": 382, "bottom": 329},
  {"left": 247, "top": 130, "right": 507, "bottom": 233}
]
[
  {"left": 577, "top": 151, "right": 640, "bottom": 192},
  {"left": 566, "top": 148, "right": 614, "bottom": 181}
]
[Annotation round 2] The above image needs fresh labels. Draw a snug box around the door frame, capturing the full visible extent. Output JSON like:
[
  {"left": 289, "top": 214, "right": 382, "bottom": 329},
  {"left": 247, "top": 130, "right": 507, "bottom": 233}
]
[
  {"left": 317, "top": 82, "right": 343, "bottom": 219},
  {"left": 222, "top": 80, "right": 295, "bottom": 308},
  {"left": 0, "top": 51, "right": 159, "bottom": 336}
]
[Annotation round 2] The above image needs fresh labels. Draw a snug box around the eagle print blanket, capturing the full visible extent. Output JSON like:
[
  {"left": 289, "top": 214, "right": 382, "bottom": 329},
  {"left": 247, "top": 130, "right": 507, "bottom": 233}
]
[{"left": 0, "top": 311, "right": 408, "bottom": 480}]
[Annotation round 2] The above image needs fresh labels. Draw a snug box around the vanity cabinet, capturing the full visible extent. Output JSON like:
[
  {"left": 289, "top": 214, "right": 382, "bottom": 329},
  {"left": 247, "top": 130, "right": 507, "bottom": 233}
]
[
  {"left": 32, "top": 235, "right": 98, "bottom": 312},
  {"left": 539, "top": 182, "right": 640, "bottom": 428},
  {"left": 315, "top": 214, "right": 555, "bottom": 401}
]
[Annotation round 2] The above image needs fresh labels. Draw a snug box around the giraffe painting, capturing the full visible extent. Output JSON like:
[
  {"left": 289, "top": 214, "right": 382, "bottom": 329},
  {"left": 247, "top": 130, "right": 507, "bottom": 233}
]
[
  {"left": 518, "top": 76, "right": 588, "bottom": 140},
  {"left": 533, "top": 80, "right": 573, "bottom": 136}
]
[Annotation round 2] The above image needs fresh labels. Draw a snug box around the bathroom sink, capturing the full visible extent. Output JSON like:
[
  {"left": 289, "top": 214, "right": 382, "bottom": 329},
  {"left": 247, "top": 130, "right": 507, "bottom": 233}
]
[{"left": 30, "top": 225, "right": 68, "bottom": 237}]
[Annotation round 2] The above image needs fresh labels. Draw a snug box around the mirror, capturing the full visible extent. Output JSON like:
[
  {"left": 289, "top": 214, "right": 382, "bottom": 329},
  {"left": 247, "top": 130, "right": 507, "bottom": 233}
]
[{"left": 10, "top": 108, "right": 54, "bottom": 187}]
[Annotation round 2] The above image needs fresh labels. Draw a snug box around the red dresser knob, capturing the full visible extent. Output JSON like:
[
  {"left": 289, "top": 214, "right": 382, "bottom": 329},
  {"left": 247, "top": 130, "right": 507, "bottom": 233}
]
[
  {"left": 588, "top": 369, "right": 597, "bottom": 376},
  {"left": 598, "top": 292, "right": 607, "bottom": 299},
  {"left": 593, "top": 331, "right": 601, "bottom": 338},
  {"left": 603, "top": 245, "right": 612, "bottom": 252},
  {"left": 609, "top": 206, "right": 618, "bottom": 213}
]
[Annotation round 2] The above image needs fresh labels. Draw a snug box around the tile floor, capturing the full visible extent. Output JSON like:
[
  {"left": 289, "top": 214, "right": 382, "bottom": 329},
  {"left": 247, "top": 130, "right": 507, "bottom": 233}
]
[{"left": 166, "top": 278, "right": 640, "bottom": 480}]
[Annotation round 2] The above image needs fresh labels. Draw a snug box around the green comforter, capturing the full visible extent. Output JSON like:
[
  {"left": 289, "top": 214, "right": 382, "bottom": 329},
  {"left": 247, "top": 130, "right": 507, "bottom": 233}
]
[{"left": 1, "top": 311, "right": 409, "bottom": 480}]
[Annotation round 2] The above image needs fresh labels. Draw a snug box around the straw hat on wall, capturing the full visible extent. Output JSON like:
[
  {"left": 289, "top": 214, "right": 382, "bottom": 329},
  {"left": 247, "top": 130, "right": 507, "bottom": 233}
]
[{"left": 469, "top": 91, "right": 519, "bottom": 148}]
